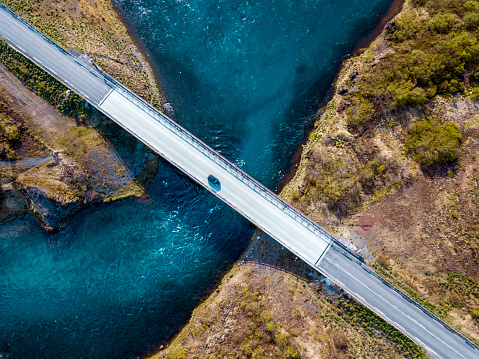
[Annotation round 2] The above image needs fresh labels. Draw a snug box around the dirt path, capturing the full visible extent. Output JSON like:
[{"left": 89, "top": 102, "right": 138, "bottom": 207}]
[
  {"left": 0, "top": 61, "right": 145, "bottom": 230},
  {"left": 0, "top": 61, "right": 138, "bottom": 187}
]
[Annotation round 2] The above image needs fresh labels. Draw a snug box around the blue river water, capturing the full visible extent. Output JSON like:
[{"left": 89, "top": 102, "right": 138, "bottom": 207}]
[{"left": 0, "top": 0, "right": 392, "bottom": 358}]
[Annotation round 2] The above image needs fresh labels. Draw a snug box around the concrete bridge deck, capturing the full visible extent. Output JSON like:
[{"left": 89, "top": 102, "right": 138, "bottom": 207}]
[{"left": 1, "top": 4, "right": 478, "bottom": 358}]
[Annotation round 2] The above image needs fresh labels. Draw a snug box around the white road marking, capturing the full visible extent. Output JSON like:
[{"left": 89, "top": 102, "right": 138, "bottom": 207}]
[
  {"left": 353, "top": 293, "right": 365, "bottom": 304},
  {"left": 99, "top": 89, "right": 332, "bottom": 268},
  {"left": 323, "top": 257, "right": 470, "bottom": 359},
  {"left": 2, "top": 5, "right": 478, "bottom": 357},
  {"left": 98, "top": 88, "right": 114, "bottom": 107},
  {"left": 374, "top": 308, "right": 385, "bottom": 318}
]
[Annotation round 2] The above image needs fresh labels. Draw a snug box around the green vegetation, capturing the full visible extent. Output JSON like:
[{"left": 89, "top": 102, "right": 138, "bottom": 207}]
[
  {"left": 404, "top": 119, "right": 462, "bottom": 166},
  {"left": 166, "top": 348, "right": 187, "bottom": 359},
  {"left": 303, "top": 148, "right": 362, "bottom": 213},
  {"left": 0, "top": 112, "right": 19, "bottom": 159},
  {"left": 344, "top": 0, "right": 479, "bottom": 126},
  {"left": 441, "top": 172, "right": 479, "bottom": 254},
  {"left": 236, "top": 285, "right": 300, "bottom": 359},
  {"left": 299, "top": 138, "right": 407, "bottom": 214},
  {"left": 333, "top": 295, "right": 428, "bottom": 359},
  {"left": 1, "top": 0, "right": 159, "bottom": 102},
  {"left": 345, "top": 96, "right": 376, "bottom": 127},
  {"left": 374, "top": 261, "right": 479, "bottom": 345},
  {"left": 0, "top": 40, "right": 90, "bottom": 120}
]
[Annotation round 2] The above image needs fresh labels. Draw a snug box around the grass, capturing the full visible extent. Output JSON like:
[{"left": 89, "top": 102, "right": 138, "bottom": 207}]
[
  {"left": 1, "top": 0, "right": 160, "bottom": 102},
  {"left": 334, "top": 294, "right": 428, "bottom": 359},
  {"left": 0, "top": 40, "right": 90, "bottom": 120},
  {"left": 373, "top": 261, "right": 479, "bottom": 346}
]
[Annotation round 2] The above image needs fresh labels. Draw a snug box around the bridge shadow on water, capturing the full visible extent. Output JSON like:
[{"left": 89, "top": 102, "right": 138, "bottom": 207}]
[
  {"left": 241, "top": 230, "right": 332, "bottom": 289},
  {"left": 86, "top": 109, "right": 332, "bottom": 290}
]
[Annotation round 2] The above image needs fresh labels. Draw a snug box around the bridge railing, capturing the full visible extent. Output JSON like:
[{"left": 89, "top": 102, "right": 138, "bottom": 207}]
[
  {"left": 0, "top": 3, "right": 116, "bottom": 89},
  {"left": 1, "top": 0, "right": 361, "bottom": 259},
  {"left": 328, "top": 241, "right": 479, "bottom": 352},
  {"left": 0, "top": 1, "right": 333, "bottom": 245},
  {"left": 110, "top": 81, "right": 337, "bottom": 245},
  {"left": 0, "top": 2, "right": 334, "bottom": 245}
]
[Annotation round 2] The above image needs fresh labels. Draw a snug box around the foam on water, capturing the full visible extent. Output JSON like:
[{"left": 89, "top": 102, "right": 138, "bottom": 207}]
[
  {"left": 0, "top": 0, "right": 392, "bottom": 357},
  {"left": 0, "top": 162, "right": 253, "bottom": 359}
]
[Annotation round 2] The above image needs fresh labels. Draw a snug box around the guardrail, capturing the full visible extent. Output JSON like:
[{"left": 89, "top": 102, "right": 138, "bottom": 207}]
[
  {"left": 0, "top": 1, "right": 338, "bottom": 248},
  {"left": 110, "top": 83, "right": 337, "bottom": 244},
  {"left": 0, "top": 2, "right": 337, "bottom": 248},
  {"left": 0, "top": 3, "right": 116, "bottom": 90},
  {"left": 328, "top": 241, "right": 479, "bottom": 352},
  {"left": 2, "top": 2, "right": 479, "bottom": 353}
]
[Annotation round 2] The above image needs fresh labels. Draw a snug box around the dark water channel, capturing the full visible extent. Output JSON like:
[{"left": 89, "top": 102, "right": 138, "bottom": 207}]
[{"left": 0, "top": 0, "right": 392, "bottom": 357}]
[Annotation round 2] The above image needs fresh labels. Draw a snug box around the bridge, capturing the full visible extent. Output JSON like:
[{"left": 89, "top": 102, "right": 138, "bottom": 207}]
[{"left": 1, "top": 4, "right": 478, "bottom": 358}]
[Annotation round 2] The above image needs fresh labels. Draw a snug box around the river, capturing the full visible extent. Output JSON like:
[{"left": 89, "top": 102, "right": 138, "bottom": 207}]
[{"left": 0, "top": 0, "right": 392, "bottom": 358}]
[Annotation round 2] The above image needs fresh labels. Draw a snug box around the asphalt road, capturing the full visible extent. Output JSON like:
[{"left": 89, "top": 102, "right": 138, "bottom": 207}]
[
  {"left": 318, "top": 244, "right": 479, "bottom": 359},
  {"left": 1, "top": 4, "right": 478, "bottom": 358},
  {"left": 99, "top": 88, "right": 332, "bottom": 265},
  {"left": 0, "top": 6, "right": 111, "bottom": 104}
]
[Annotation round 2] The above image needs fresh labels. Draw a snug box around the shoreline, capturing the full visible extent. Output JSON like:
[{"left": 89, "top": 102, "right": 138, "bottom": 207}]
[
  {"left": 137, "top": 0, "right": 409, "bottom": 355},
  {"left": 352, "top": 0, "right": 405, "bottom": 56},
  {"left": 0, "top": 0, "right": 161, "bottom": 231},
  {"left": 276, "top": 0, "right": 406, "bottom": 194},
  {"left": 109, "top": 1, "right": 168, "bottom": 108},
  {"left": 109, "top": 0, "right": 405, "bottom": 197}
]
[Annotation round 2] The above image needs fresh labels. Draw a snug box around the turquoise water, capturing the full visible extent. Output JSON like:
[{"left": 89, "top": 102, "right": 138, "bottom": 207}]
[
  {"left": 0, "top": 0, "right": 392, "bottom": 358},
  {"left": 114, "top": 0, "right": 391, "bottom": 185}
]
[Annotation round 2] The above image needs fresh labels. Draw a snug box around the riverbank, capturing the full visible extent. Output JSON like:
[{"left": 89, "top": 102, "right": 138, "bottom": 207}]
[
  {"left": 151, "top": 235, "right": 426, "bottom": 359},
  {"left": 277, "top": 0, "right": 406, "bottom": 194},
  {"left": 148, "top": 1, "right": 444, "bottom": 358},
  {"left": 1, "top": 0, "right": 161, "bottom": 103},
  {"left": 152, "top": 0, "right": 479, "bottom": 356},
  {"left": 0, "top": 0, "right": 162, "bottom": 231},
  {"left": 280, "top": 0, "right": 479, "bottom": 344}
]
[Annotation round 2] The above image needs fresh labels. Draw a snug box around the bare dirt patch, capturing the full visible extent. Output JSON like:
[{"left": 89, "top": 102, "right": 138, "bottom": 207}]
[
  {"left": 152, "top": 234, "right": 427, "bottom": 359},
  {"left": 0, "top": 62, "right": 143, "bottom": 230},
  {"left": 279, "top": 0, "right": 479, "bottom": 345}
]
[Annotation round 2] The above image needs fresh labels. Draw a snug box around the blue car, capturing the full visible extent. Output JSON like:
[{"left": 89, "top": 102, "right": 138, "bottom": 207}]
[{"left": 208, "top": 175, "right": 221, "bottom": 190}]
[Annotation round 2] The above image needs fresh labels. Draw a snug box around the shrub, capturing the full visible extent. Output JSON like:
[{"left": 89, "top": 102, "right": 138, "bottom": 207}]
[
  {"left": 265, "top": 321, "right": 276, "bottom": 332},
  {"left": 464, "top": 12, "right": 479, "bottom": 30},
  {"left": 4, "top": 125, "right": 20, "bottom": 141},
  {"left": 283, "top": 346, "right": 300, "bottom": 359},
  {"left": 385, "top": 12, "right": 422, "bottom": 42},
  {"left": 304, "top": 148, "right": 362, "bottom": 213},
  {"left": 376, "top": 255, "right": 389, "bottom": 269},
  {"left": 404, "top": 120, "right": 461, "bottom": 166},
  {"left": 464, "top": 0, "right": 479, "bottom": 13},
  {"left": 471, "top": 303, "right": 479, "bottom": 321},
  {"left": 332, "top": 330, "right": 349, "bottom": 351},
  {"left": 430, "top": 13, "right": 457, "bottom": 34},
  {"left": 345, "top": 96, "right": 376, "bottom": 127},
  {"left": 166, "top": 348, "right": 187, "bottom": 359}
]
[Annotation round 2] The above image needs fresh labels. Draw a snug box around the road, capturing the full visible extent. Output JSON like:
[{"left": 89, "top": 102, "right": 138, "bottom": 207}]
[
  {"left": 1, "top": 3, "right": 478, "bottom": 358},
  {"left": 318, "top": 244, "right": 479, "bottom": 359}
]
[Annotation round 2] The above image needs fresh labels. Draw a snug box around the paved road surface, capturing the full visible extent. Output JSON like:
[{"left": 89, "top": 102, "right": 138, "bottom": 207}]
[
  {"left": 317, "top": 244, "right": 479, "bottom": 359},
  {"left": 1, "top": 4, "right": 478, "bottom": 358},
  {"left": 0, "top": 5, "right": 110, "bottom": 103},
  {"left": 99, "top": 86, "right": 332, "bottom": 265}
]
